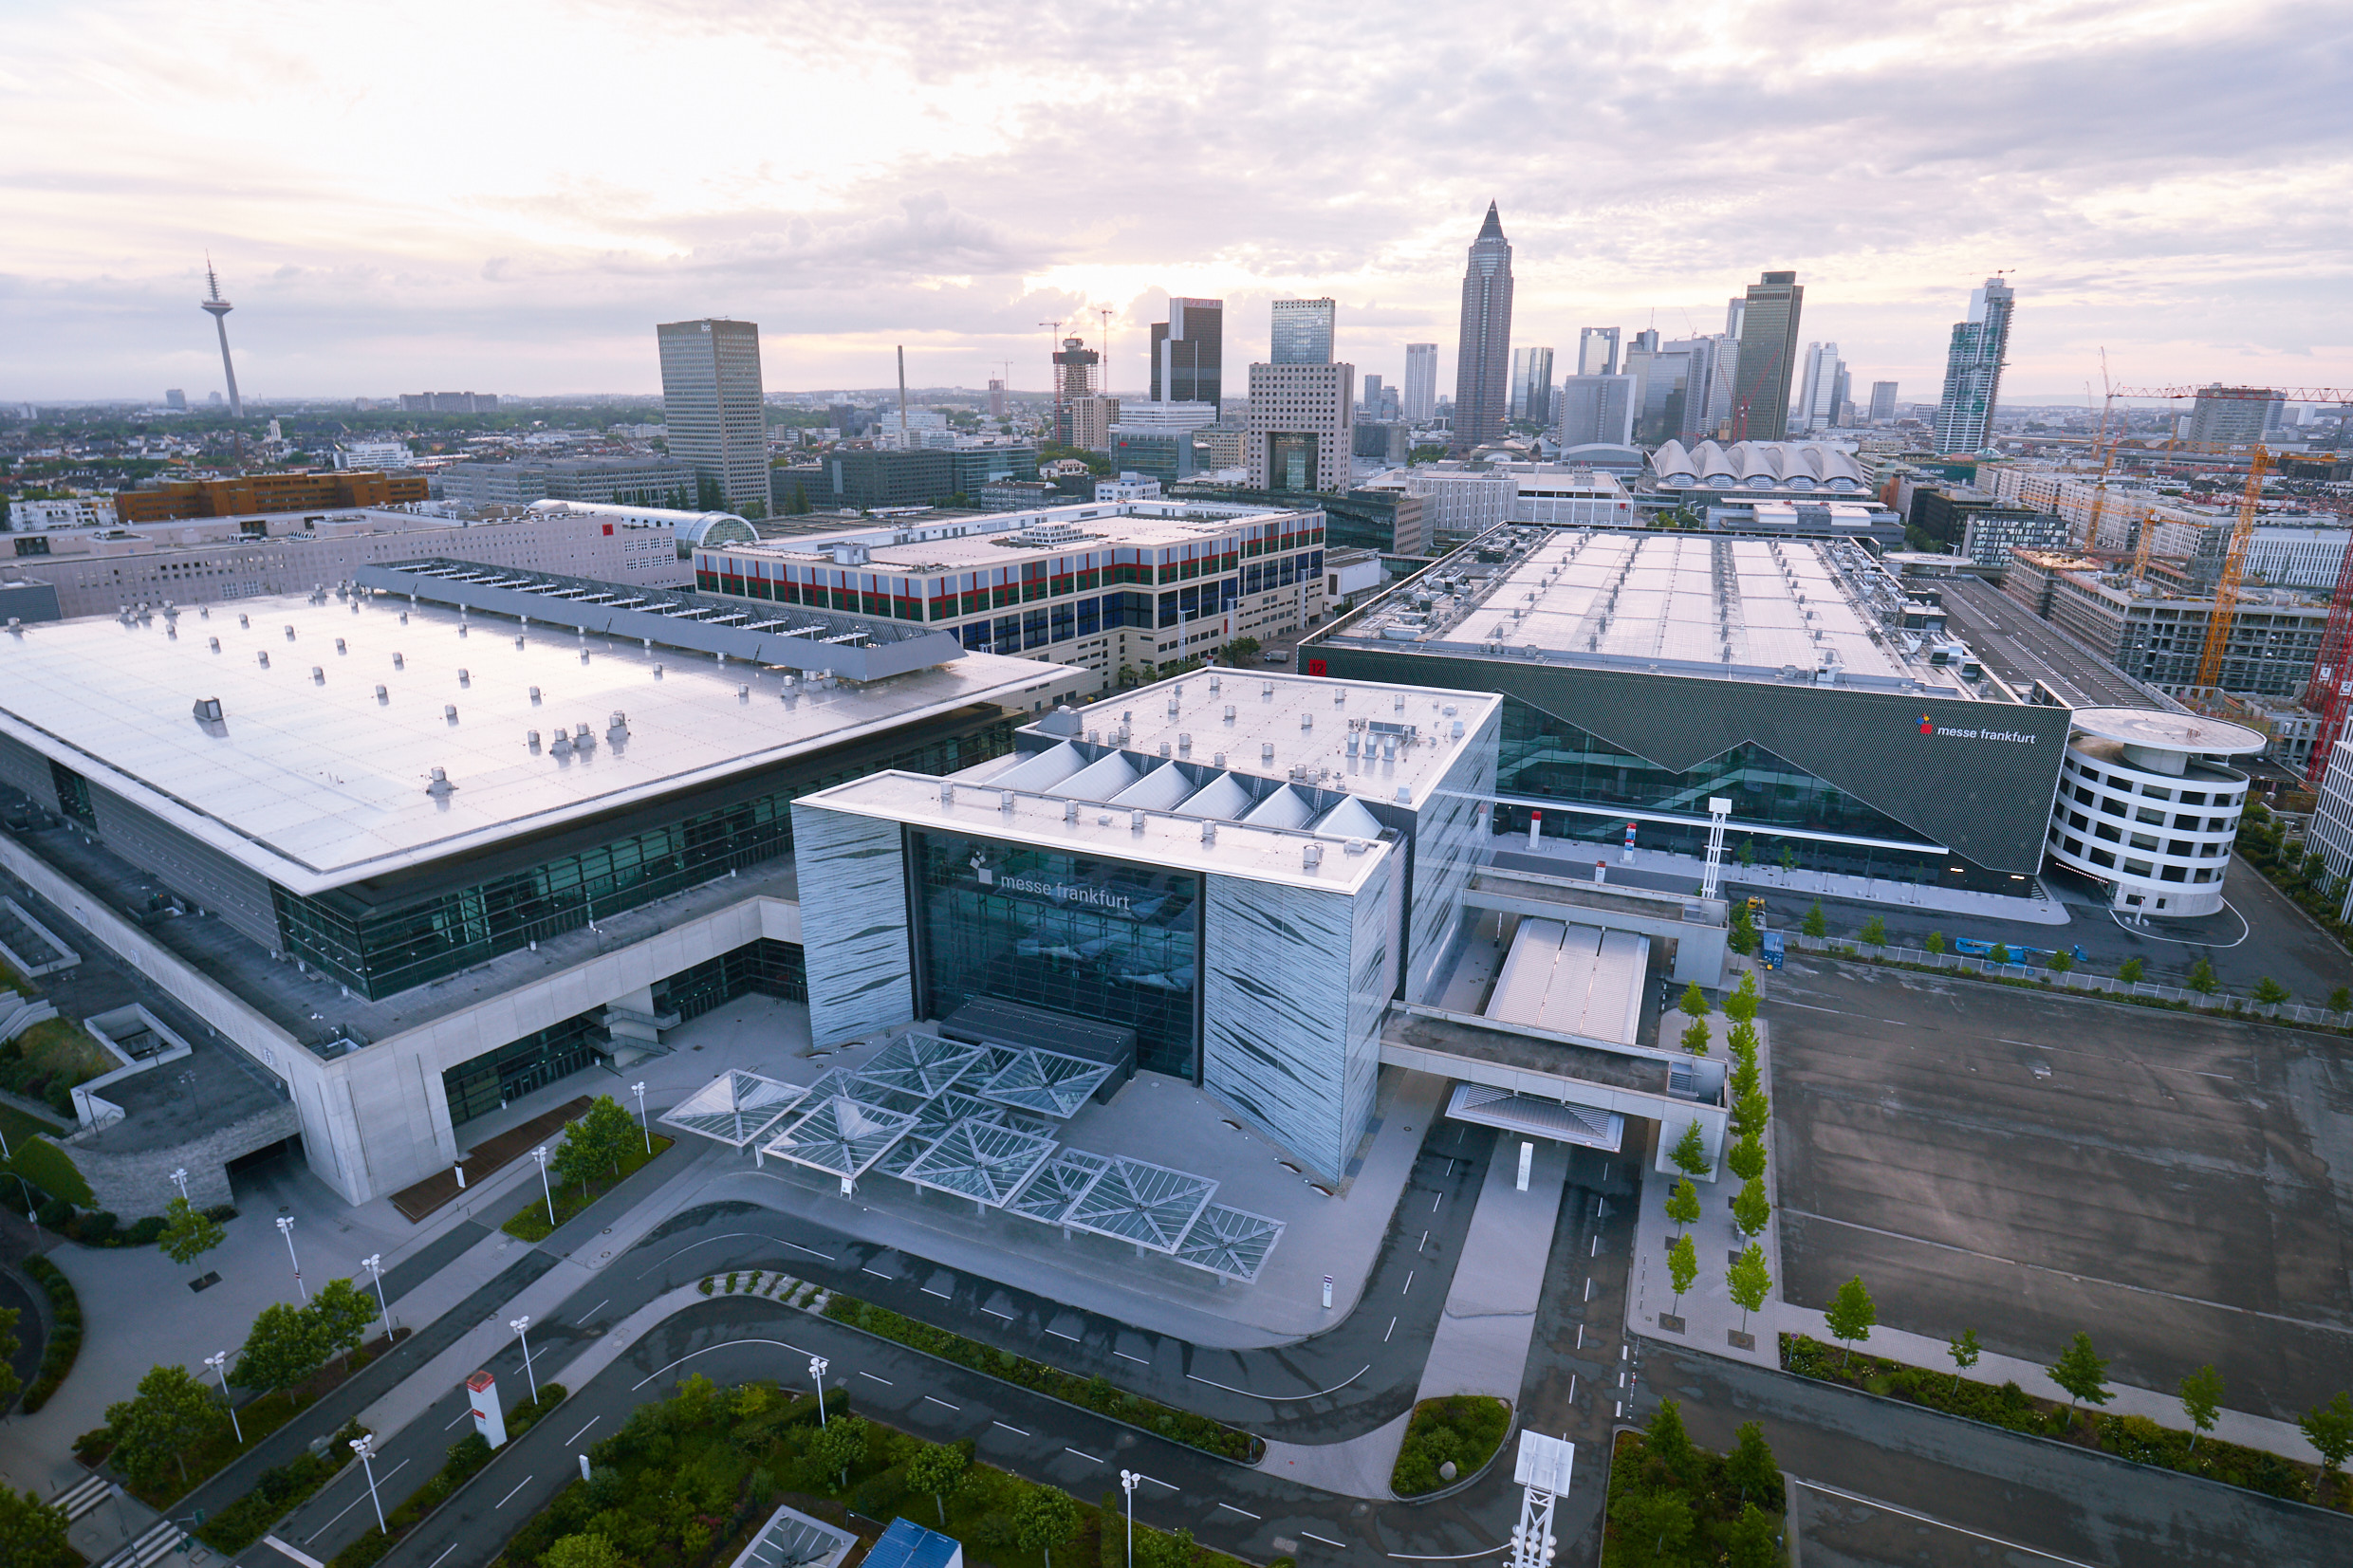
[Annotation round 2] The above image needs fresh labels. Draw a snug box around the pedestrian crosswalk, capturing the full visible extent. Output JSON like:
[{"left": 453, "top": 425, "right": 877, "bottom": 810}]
[
  {"left": 48, "top": 1471, "right": 116, "bottom": 1522},
  {"left": 96, "top": 1516, "right": 185, "bottom": 1568}
]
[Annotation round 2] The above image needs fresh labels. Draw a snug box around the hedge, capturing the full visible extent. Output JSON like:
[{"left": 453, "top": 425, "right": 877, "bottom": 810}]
[
  {"left": 196, "top": 1419, "right": 370, "bottom": 1553},
  {"left": 19, "top": 1254, "right": 82, "bottom": 1411},
  {"left": 823, "top": 1294, "right": 1262, "bottom": 1462},
  {"left": 1391, "top": 1395, "right": 1510, "bottom": 1496},
  {"left": 325, "top": 1383, "right": 566, "bottom": 1568}
]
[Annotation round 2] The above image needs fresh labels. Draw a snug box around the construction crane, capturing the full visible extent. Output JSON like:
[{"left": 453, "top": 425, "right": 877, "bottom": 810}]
[
  {"left": 2190, "top": 448, "right": 2273, "bottom": 696},
  {"left": 2305, "top": 532, "right": 2353, "bottom": 787}
]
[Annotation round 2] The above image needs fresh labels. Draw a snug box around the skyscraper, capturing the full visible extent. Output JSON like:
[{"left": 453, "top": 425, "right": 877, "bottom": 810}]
[
  {"left": 1930, "top": 277, "right": 2016, "bottom": 454},
  {"left": 198, "top": 257, "right": 243, "bottom": 419},
  {"left": 1270, "top": 299, "right": 1337, "bottom": 365},
  {"left": 1557, "top": 376, "right": 1637, "bottom": 447},
  {"left": 1576, "top": 327, "right": 1620, "bottom": 377},
  {"left": 1868, "top": 381, "right": 1899, "bottom": 422},
  {"left": 2185, "top": 385, "right": 2286, "bottom": 447},
  {"left": 1450, "top": 203, "right": 1515, "bottom": 452},
  {"left": 1795, "top": 342, "right": 1843, "bottom": 434},
  {"left": 1510, "top": 346, "right": 1555, "bottom": 426},
  {"left": 1402, "top": 343, "right": 1439, "bottom": 422},
  {"left": 657, "top": 318, "right": 767, "bottom": 515},
  {"left": 1731, "top": 270, "right": 1804, "bottom": 441},
  {"left": 988, "top": 378, "right": 1007, "bottom": 417},
  {"left": 1051, "top": 337, "right": 1101, "bottom": 448},
  {"left": 1149, "top": 296, "right": 1224, "bottom": 410},
  {"left": 1362, "top": 375, "right": 1384, "bottom": 413}
]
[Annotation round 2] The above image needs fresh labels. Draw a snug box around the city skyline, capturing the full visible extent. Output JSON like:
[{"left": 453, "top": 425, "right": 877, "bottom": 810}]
[{"left": 5, "top": 2, "right": 2347, "bottom": 403}]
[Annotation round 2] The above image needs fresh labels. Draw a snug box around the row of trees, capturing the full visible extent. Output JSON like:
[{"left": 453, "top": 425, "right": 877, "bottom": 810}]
[
  {"left": 1664, "top": 973, "right": 1775, "bottom": 1328},
  {"left": 100, "top": 1275, "right": 385, "bottom": 1491},
  {"left": 548, "top": 1095, "right": 644, "bottom": 1203}
]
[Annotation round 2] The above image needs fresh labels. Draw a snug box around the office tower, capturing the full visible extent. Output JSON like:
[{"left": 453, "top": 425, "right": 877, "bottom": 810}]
[
  {"left": 165, "top": 389, "right": 187, "bottom": 410},
  {"left": 1403, "top": 343, "right": 1439, "bottom": 422},
  {"left": 1869, "top": 381, "right": 1899, "bottom": 422},
  {"left": 1681, "top": 336, "right": 1739, "bottom": 441},
  {"left": 1930, "top": 277, "right": 2017, "bottom": 453},
  {"left": 1450, "top": 203, "right": 1515, "bottom": 452},
  {"left": 1362, "top": 374, "right": 1384, "bottom": 414},
  {"left": 1557, "top": 376, "right": 1637, "bottom": 446},
  {"left": 1149, "top": 296, "right": 1224, "bottom": 410},
  {"left": 1623, "top": 330, "right": 1697, "bottom": 445},
  {"left": 2186, "top": 384, "right": 2287, "bottom": 447},
  {"left": 1731, "top": 270, "right": 1805, "bottom": 440},
  {"left": 1724, "top": 298, "right": 1745, "bottom": 338},
  {"left": 1248, "top": 361, "right": 1354, "bottom": 493},
  {"left": 1051, "top": 337, "right": 1101, "bottom": 447},
  {"left": 1831, "top": 363, "right": 1852, "bottom": 427},
  {"left": 657, "top": 318, "right": 768, "bottom": 514},
  {"left": 1794, "top": 341, "right": 1842, "bottom": 434},
  {"left": 1510, "top": 346, "right": 1556, "bottom": 426},
  {"left": 1577, "top": 327, "right": 1620, "bottom": 378},
  {"left": 198, "top": 257, "right": 243, "bottom": 419},
  {"left": 988, "top": 378, "right": 1006, "bottom": 417},
  {"left": 1067, "top": 394, "right": 1121, "bottom": 453},
  {"left": 1270, "top": 299, "right": 1337, "bottom": 365}
]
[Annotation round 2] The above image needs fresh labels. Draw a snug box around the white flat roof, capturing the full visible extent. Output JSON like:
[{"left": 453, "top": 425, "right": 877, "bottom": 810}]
[
  {"left": 0, "top": 594, "right": 1070, "bottom": 895},
  {"left": 798, "top": 769, "right": 1397, "bottom": 894},
  {"left": 2069, "top": 708, "right": 2266, "bottom": 756},
  {"left": 1049, "top": 670, "right": 1499, "bottom": 810}
]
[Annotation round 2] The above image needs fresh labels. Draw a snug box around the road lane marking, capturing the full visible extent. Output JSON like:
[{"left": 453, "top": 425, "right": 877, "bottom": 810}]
[
  {"left": 862, "top": 1266, "right": 893, "bottom": 1279},
  {"left": 1138, "top": 1474, "right": 1178, "bottom": 1491},
  {"left": 426, "top": 1544, "right": 459, "bottom": 1568},
  {"left": 580, "top": 1298, "right": 609, "bottom": 1321},
  {"left": 495, "top": 1475, "right": 533, "bottom": 1508},
  {"left": 1217, "top": 1503, "right": 1260, "bottom": 1520},
  {"left": 306, "top": 1458, "right": 409, "bottom": 1540},
  {"left": 922, "top": 1394, "right": 960, "bottom": 1411},
  {"left": 565, "top": 1415, "right": 601, "bottom": 1445},
  {"left": 1385, "top": 1550, "right": 1510, "bottom": 1560},
  {"left": 1431, "top": 1192, "right": 1442, "bottom": 1211},
  {"left": 1115, "top": 1351, "right": 1150, "bottom": 1364},
  {"left": 1792, "top": 1478, "right": 2097, "bottom": 1565},
  {"left": 982, "top": 1306, "right": 1016, "bottom": 1319},
  {"left": 1064, "top": 1447, "right": 1102, "bottom": 1465},
  {"left": 1186, "top": 1364, "right": 1369, "bottom": 1400},
  {"left": 859, "top": 1372, "right": 892, "bottom": 1385},
  {"left": 1384, "top": 1317, "right": 1396, "bottom": 1342},
  {"left": 1302, "top": 1531, "right": 1346, "bottom": 1548},
  {"left": 992, "top": 1421, "right": 1030, "bottom": 1437},
  {"left": 445, "top": 1407, "right": 472, "bottom": 1429},
  {"left": 781, "top": 1240, "right": 834, "bottom": 1262},
  {"left": 1402, "top": 1270, "right": 1415, "bottom": 1294},
  {"left": 633, "top": 1335, "right": 814, "bottom": 1389},
  {"left": 264, "top": 1537, "right": 324, "bottom": 1568},
  {"left": 921, "top": 1286, "right": 953, "bottom": 1299}
]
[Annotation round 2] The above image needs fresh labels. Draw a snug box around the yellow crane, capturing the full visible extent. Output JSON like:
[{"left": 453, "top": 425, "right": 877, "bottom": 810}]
[{"left": 2191, "top": 447, "right": 2271, "bottom": 695}]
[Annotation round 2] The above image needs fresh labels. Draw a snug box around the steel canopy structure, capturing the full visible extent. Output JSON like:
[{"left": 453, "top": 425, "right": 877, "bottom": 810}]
[{"left": 660, "top": 1070, "right": 808, "bottom": 1147}]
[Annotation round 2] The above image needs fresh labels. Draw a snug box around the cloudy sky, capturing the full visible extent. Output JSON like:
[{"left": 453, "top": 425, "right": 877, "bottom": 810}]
[{"left": 7, "top": 0, "right": 2348, "bottom": 404}]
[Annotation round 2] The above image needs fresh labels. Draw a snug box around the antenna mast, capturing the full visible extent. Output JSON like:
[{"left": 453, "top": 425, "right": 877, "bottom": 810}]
[{"left": 198, "top": 253, "right": 244, "bottom": 419}]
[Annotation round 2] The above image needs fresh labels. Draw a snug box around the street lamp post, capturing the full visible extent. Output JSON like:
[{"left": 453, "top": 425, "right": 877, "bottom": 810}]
[
  {"left": 361, "top": 1253, "right": 390, "bottom": 1333},
  {"left": 531, "top": 1146, "right": 555, "bottom": 1227},
  {"left": 204, "top": 1352, "right": 242, "bottom": 1444},
  {"left": 169, "top": 1167, "right": 191, "bottom": 1204},
  {"left": 1120, "top": 1469, "right": 1139, "bottom": 1568},
  {"left": 275, "top": 1215, "right": 307, "bottom": 1301},
  {"left": 809, "top": 1356, "right": 828, "bottom": 1426},
  {"left": 630, "top": 1081, "right": 650, "bottom": 1153},
  {"left": 511, "top": 1316, "right": 538, "bottom": 1404},
  {"left": 351, "top": 1435, "right": 386, "bottom": 1534}
]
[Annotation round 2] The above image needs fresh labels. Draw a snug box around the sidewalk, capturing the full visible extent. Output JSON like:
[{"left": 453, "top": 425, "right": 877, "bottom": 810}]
[
  {"left": 1503, "top": 835, "right": 2071, "bottom": 926},
  {"left": 1258, "top": 1134, "right": 1570, "bottom": 1498}
]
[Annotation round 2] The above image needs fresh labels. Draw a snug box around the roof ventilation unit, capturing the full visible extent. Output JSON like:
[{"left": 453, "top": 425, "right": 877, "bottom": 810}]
[
  {"left": 192, "top": 697, "right": 223, "bottom": 723},
  {"left": 256, "top": 651, "right": 269, "bottom": 667},
  {"left": 1200, "top": 821, "right": 1217, "bottom": 844},
  {"left": 1302, "top": 842, "right": 1325, "bottom": 871},
  {"left": 393, "top": 653, "right": 405, "bottom": 669},
  {"left": 457, "top": 669, "right": 471, "bottom": 686},
  {"left": 425, "top": 766, "right": 455, "bottom": 796},
  {"left": 310, "top": 666, "right": 324, "bottom": 683},
  {"left": 528, "top": 730, "right": 542, "bottom": 751},
  {"left": 444, "top": 704, "right": 459, "bottom": 722},
  {"left": 550, "top": 730, "right": 574, "bottom": 757},
  {"left": 208, "top": 637, "right": 221, "bottom": 653},
  {"left": 1261, "top": 742, "right": 1276, "bottom": 764},
  {"left": 374, "top": 684, "right": 388, "bottom": 702},
  {"left": 335, "top": 638, "right": 347, "bottom": 654}
]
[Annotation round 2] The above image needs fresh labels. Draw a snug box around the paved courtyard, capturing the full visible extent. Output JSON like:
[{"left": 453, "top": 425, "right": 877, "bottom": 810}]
[{"left": 1764, "top": 953, "right": 2353, "bottom": 1424}]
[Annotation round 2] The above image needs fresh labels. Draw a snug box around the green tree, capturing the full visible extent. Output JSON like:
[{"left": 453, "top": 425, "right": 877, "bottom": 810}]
[
  {"left": 1139, "top": 1525, "right": 1195, "bottom": 1568},
  {"left": 1801, "top": 900, "right": 1827, "bottom": 938},
  {"left": 2048, "top": 1332, "right": 2113, "bottom": 1411},
  {"left": 1987, "top": 943, "right": 2011, "bottom": 966},
  {"left": 2300, "top": 1392, "right": 2353, "bottom": 1499},
  {"left": 1669, "top": 1121, "right": 1711, "bottom": 1178},
  {"left": 1924, "top": 931, "right": 1946, "bottom": 956},
  {"left": 1725, "top": 1420, "right": 1781, "bottom": 1503},
  {"left": 1610, "top": 1488, "right": 1693, "bottom": 1567},
  {"left": 2119, "top": 956, "right": 2145, "bottom": 984},
  {"left": 1825, "top": 1276, "right": 1876, "bottom": 1365},
  {"left": 1221, "top": 636, "right": 1261, "bottom": 666},
  {"left": 1728, "top": 907, "right": 1759, "bottom": 956},
  {"left": 0, "top": 1485, "right": 78, "bottom": 1568},
  {"left": 1732, "top": 1175, "right": 1771, "bottom": 1239},
  {"left": 233, "top": 1301, "right": 325, "bottom": 1394},
  {"left": 1664, "top": 1177, "right": 1700, "bottom": 1233},
  {"left": 806, "top": 1414, "right": 868, "bottom": 1491},
  {"left": 1012, "top": 1483, "right": 1082, "bottom": 1568},
  {"left": 1727, "top": 1244, "right": 1771, "bottom": 1333},
  {"left": 1949, "top": 1327, "right": 1982, "bottom": 1393},
  {"left": 1732, "top": 1089, "right": 1769, "bottom": 1141},
  {"left": 1726, "top": 1133, "right": 1767, "bottom": 1184},
  {"left": 541, "top": 1534, "right": 625, "bottom": 1568},
  {"left": 1726, "top": 1018, "right": 1759, "bottom": 1059},
  {"left": 1777, "top": 844, "right": 1797, "bottom": 872},
  {"left": 1730, "top": 1055, "right": 1762, "bottom": 1103},
  {"left": 2179, "top": 1363, "right": 2223, "bottom": 1450},
  {"left": 1678, "top": 982, "right": 1709, "bottom": 1022},
  {"left": 2330, "top": 986, "right": 2350, "bottom": 1012},
  {"left": 906, "top": 1441, "right": 968, "bottom": 1525},
  {"left": 1725, "top": 970, "right": 1761, "bottom": 1023},
  {"left": 157, "top": 1196, "right": 226, "bottom": 1266},
  {"left": 1860, "top": 913, "right": 1888, "bottom": 946},
  {"left": 2251, "top": 976, "right": 2290, "bottom": 1007},
  {"left": 309, "top": 1278, "right": 377, "bottom": 1368},
  {"left": 105, "top": 1363, "right": 229, "bottom": 1488},
  {"left": 1724, "top": 1502, "right": 1779, "bottom": 1568},
  {"left": 2047, "top": 950, "right": 2074, "bottom": 975},
  {"left": 1666, "top": 1233, "right": 1696, "bottom": 1315},
  {"left": 1644, "top": 1397, "right": 1695, "bottom": 1473},
  {"left": 552, "top": 1095, "right": 638, "bottom": 1196},
  {"left": 1678, "top": 1016, "right": 1711, "bottom": 1056}
]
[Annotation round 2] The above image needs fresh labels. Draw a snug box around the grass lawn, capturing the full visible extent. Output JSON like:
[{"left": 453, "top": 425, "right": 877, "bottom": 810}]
[
  {"left": 0, "top": 1098, "right": 67, "bottom": 1147},
  {"left": 501, "top": 1134, "right": 673, "bottom": 1242},
  {"left": 1391, "top": 1394, "right": 1510, "bottom": 1496}
]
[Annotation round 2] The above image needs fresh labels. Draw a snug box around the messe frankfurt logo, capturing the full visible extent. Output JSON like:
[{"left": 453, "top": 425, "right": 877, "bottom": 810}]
[
  {"left": 1919, "top": 711, "right": 1934, "bottom": 734},
  {"left": 1920, "top": 712, "right": 2039, "bottom": 745}
]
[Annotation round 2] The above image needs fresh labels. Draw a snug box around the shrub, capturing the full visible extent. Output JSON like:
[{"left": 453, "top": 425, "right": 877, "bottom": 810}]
[
  {"left": 20, "top": 1255, "right": 83, "bottom": 1411},
  {"left": 1391, "top": 1395, "right": 1510, "bottom": 1497},
  {"left": 124, "top": 1214, "right": 168, "bottom": 1246}
]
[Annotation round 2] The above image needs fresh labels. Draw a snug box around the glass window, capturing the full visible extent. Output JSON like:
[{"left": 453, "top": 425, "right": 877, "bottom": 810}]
[
  {"left": 1050, "top": 601, "right": 1075, "bottom": 642},
  {"left": 1024, "top": 609, "right": 1051, "bottom": 650},
  {"left": 1077, "top": 597, "right": 1101, "bottom": 637},
  {"left": 993, "top": 615, "right": 1022, "bottom": 655},
  {"left": 909, "top": 830, "right": 1200, "bottom": 1079}
]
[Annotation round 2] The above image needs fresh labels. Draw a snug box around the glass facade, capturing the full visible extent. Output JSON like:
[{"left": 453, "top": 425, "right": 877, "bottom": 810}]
[
  {"left": 908, "top": 830, "right": 1202, "bottom": 1079},
  {"left": 652, "top": 938, "right": 807, "bottom": 1020},
  {"left": 440, "top": 1008, "right": 606, "bottom": 1126},
  {"left": 277, "top": 714, "right": 1015, "bottom": 1000},
  {"left": 1495, "top": 697, "right": 2015, "bottom": 891}
]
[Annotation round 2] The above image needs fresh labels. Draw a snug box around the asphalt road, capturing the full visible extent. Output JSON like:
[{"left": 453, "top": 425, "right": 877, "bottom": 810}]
[
  {"left": 232, "top": 1122, "right": 1640, "bottom": 1568},
  {"left": 1489, "top": 843, "right": 2347, "bottom": 998},
  {"left": 1763, "top": 952, "right": 2353, "bottom": 1421},
  {"left": 1633, "top": 1343, "right": 2353, "bottom": 1567}
]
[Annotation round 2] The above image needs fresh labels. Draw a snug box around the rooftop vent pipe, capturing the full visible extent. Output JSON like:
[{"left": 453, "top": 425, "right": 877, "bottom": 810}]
[
  {"left": 375, "top": 684, "right": 388, "bottom": 702},
  {"left": 426, "top": 766, "right": 455, "bottom": 796},
  {"left": 444, "top": 704, "right": 458, "bottom": 722}
]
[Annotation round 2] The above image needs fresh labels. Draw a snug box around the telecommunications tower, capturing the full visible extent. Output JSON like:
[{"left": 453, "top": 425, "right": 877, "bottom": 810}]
[{"left": 199, "top": 255, "right": 244, "bottom": 418}]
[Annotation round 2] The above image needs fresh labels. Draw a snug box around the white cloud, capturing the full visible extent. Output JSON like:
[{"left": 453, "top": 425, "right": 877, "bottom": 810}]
[{"left": 2, "top": 0, "right": 2347, "bottom": 398}]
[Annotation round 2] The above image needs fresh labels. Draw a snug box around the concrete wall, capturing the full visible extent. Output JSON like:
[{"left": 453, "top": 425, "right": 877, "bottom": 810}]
[{"left": 71, "top": 1099, "right": 304, "bottom": 1215}]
